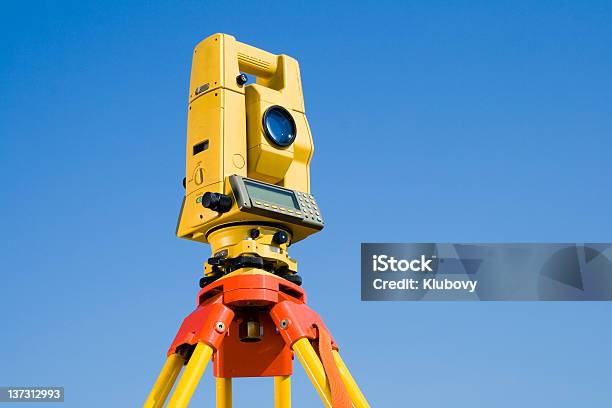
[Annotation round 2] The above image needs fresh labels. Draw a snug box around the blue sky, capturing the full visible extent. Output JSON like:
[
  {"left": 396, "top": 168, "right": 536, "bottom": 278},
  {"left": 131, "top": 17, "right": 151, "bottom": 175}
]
[{"left": 1, "top": 1, "right": 611, "bottom": 406}]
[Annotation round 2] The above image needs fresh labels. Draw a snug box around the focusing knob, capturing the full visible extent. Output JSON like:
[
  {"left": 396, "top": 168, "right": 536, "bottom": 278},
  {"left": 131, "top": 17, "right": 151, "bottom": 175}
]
[
  {"left": 272, "top": 230, "right": 289, "bottom": 245},
  {"left": 202, "top": 192, "right": 233, "bottom": 213}
]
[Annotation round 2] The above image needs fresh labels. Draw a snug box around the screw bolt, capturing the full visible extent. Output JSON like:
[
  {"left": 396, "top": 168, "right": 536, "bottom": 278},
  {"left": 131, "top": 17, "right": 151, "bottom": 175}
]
[{"left": 215, "top": 322, "right": 226, "bottom": 333}]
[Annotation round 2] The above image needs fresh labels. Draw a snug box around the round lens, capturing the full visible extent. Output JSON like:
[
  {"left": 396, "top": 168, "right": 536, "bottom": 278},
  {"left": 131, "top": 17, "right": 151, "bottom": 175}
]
[{"left": 263, "top": 106, "right": 297, "bottom": 147}]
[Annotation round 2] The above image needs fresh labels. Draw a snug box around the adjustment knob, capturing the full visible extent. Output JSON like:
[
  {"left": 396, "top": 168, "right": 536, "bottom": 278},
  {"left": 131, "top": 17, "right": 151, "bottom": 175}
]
[
  {"left": 236, "top": 74, "right": 248, "bottom": 86},
  {"left": 272, "top": 230, "right": 289, "bottom": 245},
  {"left": 202, "top": 192, "right": 233, "bottom": 213}
]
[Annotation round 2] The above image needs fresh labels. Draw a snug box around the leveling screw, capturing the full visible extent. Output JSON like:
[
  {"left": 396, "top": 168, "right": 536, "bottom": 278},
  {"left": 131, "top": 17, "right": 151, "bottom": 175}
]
[
  {"left": 273, "top": 230, "right": 289, "bottom": 245},
  {"left": 215, "top": 322, "right": 226, "bottom": 333}
]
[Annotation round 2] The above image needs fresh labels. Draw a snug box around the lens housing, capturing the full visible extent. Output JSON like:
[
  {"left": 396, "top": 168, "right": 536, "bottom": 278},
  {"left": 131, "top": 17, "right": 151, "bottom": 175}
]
[{"left": 262, "top": 106, "right": 297, "bottom": 147}]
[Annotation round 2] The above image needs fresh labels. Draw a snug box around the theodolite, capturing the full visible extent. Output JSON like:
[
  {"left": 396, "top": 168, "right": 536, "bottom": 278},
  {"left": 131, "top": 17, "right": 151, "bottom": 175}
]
[{"left": 144, "top": 33, "right": 370, "bottom": 408}]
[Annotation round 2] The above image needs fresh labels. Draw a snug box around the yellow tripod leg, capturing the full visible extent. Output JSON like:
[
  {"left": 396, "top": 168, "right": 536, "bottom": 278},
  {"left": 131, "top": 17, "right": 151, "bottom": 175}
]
[
  {"left": 144, "top": 353, "right": 185, "bottom": 408},
  {"left": 332, "top": 351, "right": 370, "bottom": 408},
  {"left": 167, "top": 342, "right": 214, "bottom": 408},
  {"left": 292, "top": 338, "right": 332, "bottom": 408},
  {"left": 216, "top": 377, "right": 232, "bottom": 408},
  {"left": 274, "top": 376, "right": 291, "bottom": 408}
]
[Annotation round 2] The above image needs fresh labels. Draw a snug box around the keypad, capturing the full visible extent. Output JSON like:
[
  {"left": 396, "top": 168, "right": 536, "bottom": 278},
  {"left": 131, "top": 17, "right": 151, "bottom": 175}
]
[
  {"left": 296, "top": 190, "right": 323, "bottom": 227},
  {"left": 250, "top": 189, "right": 323, "bottom": 228}
]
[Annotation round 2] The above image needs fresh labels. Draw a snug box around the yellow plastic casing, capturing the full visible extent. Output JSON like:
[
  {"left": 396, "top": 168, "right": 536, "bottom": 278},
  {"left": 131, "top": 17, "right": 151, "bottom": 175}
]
[{"left": 176, "top": 33, "right": 315, "bottom": 244}]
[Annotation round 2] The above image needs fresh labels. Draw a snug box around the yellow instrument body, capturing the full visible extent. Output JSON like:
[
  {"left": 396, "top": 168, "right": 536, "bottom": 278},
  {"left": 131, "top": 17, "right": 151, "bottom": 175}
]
[{"left": 176, "top": 33, "right": 315, "bottom": 245}]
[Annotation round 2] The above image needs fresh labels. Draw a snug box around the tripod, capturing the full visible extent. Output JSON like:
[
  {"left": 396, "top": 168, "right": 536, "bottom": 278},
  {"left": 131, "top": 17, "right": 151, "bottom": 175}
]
[{"left": 144, "top": 226, "right": 370, "bottom": 408}]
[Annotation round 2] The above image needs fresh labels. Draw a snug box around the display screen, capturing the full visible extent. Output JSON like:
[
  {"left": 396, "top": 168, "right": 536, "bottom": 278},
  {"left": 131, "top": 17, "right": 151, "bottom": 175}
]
[{"left": 244, "top": 180, "right": 300, "bottom": 210}]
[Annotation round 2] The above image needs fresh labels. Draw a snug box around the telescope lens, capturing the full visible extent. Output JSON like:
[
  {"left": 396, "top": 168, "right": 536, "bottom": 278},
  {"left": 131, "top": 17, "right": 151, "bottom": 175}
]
[{"left": 263, "top": 106, "right": 297, "bottom": 147}]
